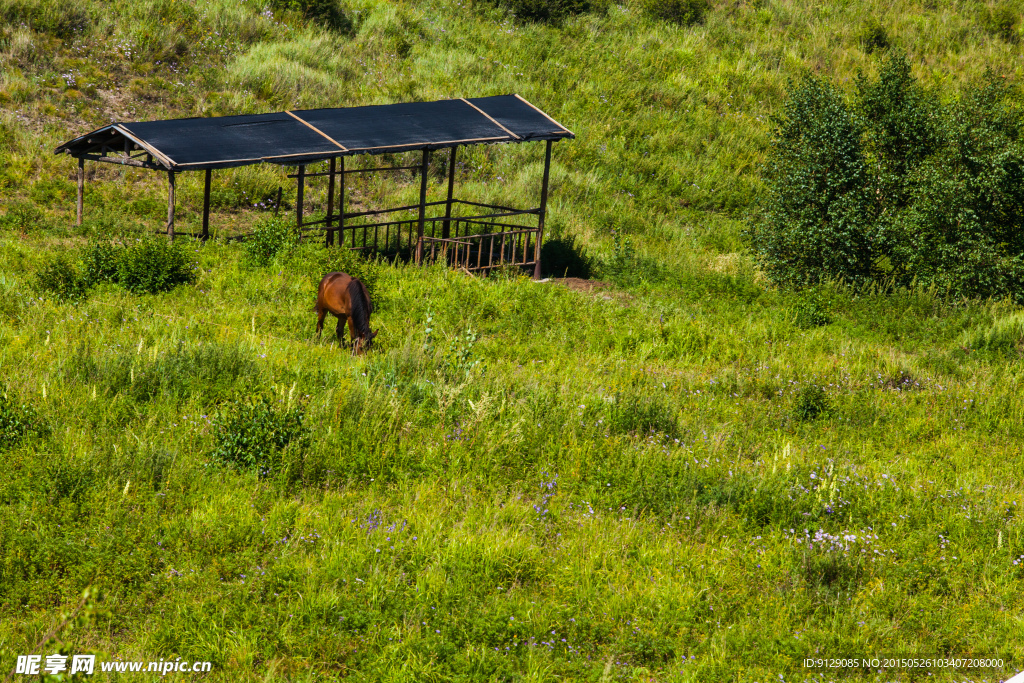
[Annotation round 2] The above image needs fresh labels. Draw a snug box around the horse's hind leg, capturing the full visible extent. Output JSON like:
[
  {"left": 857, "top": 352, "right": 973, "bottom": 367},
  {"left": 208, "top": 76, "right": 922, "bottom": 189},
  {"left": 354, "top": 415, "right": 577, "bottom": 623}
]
[{"left": 315, "top": 307, "right": 327, "bottom": 341}]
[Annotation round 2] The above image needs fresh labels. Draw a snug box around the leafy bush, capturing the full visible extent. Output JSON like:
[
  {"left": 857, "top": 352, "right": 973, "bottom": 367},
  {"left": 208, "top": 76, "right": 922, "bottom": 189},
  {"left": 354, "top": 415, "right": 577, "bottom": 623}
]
[
  {"left": 440, "top": 328, "right": 481, "bottom": 381},
  {"left": 642, "top": 0, "right": 709, "bottom": 26},
  {"left": 793, "top": 287, "right": 834, "bottom": 328},
  {"left": 81, "top": 241, "right": 124, "bottom": 286},
  {"left": 0, "top": 0, "right": 89, "bottom": 40},
  {"left": 34, "top": 255, "right": 88, "bottom": 302},
  {"left": 116, "top": 237, "right": 198, "bottom": 294},
  {"left": 859, "top": 17, "right": 890, "bottom": 53},
  {"left": 0, "top": 393, "right": 45, "bottom": 451},
  {"left": 748, "top": 53, "right": 1024, "bottom": 303},
  {"left": 793, "top": 385, "right": 830, "bottom": 421},
  {"left": 245, "top": 215, "right": 298, "bottom": 268},
  {"left": 488, "top": 0, "right": 608, "bottom": 24},
  {"left": 885, "top": 77, "right": 1024, "bottom": 301},
  {"left": 209, "top": 395, "right": 309, "bottom": 477},
  {"left": 35, "top": 238, "right": 195, "bottom": 302},
  {"left": 271, "top": 0, "right": 352, "bottom": 32},
  {"left": 0, "top": 200, "right": 43, "bottom": 235},
  {"left": 855, "top": 54, "right": 941, "bottom": 209},
  {"left": 984, "top": 3, "right": 1020, "bottom": 43}
]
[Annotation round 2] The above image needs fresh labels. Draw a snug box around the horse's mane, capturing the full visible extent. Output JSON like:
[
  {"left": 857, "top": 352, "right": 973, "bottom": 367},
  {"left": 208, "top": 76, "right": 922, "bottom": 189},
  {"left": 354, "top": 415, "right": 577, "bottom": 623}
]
[
  {"left": 347, "top": 277, "right": 373, "bottom": 337},
  {"left": 357, "top": 278, "right": 374, "bottom": 315}
]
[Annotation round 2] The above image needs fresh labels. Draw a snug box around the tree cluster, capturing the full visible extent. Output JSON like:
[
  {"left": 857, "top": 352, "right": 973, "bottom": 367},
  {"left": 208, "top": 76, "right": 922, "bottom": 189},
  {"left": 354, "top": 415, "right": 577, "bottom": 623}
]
[{"left": 747, "top": 54, "right": 1024, "bottom": 303}]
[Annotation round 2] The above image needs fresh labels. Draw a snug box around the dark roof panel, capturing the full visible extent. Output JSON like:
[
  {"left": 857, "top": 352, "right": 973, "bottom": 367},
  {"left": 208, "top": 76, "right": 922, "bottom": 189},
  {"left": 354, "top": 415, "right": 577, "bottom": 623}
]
[
  {"left": 55, "top": 95, "right": 573, "bottom": 171},
  {"left": 295, "top": 100, "right": 509, "bottom": 153},
  {"left": 469, "top": 95, "right": 573, "bottom": 140},
  {"left": 122, "top": 113, "right": 343, "bottom": 167}
]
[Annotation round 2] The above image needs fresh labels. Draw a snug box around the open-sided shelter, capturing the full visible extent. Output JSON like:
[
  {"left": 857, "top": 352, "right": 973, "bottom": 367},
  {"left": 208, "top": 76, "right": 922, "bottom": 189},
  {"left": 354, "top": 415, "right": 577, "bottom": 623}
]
[{"left": 55, "top": 95, "right": 574, "bottom": 277}]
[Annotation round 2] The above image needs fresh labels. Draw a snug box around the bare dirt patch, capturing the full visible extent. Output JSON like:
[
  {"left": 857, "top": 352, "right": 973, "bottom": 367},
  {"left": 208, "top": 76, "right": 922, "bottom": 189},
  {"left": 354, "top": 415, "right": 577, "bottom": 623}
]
[
  {"left": 552, "top": 277, "right": 612, "bottom": 293},
  {"left": 544, "top": 277, "right": 634, "bottom": 305}
]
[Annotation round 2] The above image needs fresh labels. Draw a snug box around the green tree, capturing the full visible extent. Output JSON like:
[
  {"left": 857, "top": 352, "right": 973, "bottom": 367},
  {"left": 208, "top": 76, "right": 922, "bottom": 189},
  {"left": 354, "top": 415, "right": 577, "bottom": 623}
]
[
  {"left": 888, "top": 75, "right": 1024, "bottom": 300},
  {"left": 746, "top": 76, "right": 878, "bottom": 287}
]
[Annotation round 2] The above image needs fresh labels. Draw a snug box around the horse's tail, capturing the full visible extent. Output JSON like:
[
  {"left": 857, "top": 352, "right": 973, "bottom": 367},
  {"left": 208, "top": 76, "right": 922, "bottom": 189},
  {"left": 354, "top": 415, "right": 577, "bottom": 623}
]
[
  {"left": 312, "top": 275, "right": 326, "bottom": 312},
  {"left": 347, "top": 277, "right": 372, "bottom": 338}
]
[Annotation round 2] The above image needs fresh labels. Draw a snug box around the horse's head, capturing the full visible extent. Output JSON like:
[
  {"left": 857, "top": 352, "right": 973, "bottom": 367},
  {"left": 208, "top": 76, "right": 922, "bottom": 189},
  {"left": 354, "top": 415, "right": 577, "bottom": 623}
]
[{"left": 353, "top": 329, "right": 379, "bottom": 355}]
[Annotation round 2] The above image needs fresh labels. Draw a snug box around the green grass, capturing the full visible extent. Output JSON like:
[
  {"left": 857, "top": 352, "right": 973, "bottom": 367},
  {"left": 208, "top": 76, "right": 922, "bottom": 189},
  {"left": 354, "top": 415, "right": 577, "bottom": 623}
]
[{"left": 2, "top": 0, "right": 1024, "bottom": 680}]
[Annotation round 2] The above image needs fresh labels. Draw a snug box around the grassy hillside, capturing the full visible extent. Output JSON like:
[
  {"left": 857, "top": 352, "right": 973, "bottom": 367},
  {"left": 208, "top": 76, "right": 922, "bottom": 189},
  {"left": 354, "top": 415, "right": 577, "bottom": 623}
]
[{"left": 2, "top": 0, "right": 1024, "bottom": 681}]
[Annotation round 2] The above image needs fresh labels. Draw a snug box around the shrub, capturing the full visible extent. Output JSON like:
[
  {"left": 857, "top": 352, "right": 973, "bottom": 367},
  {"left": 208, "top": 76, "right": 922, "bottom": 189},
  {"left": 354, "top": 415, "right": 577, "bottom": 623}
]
[
  {"left": 245, "top": 215, "right": 298, "bottom": 268},
  {"left": 855, "top": 54, "right": 941, "bottom": 214},
  {"left": 883, "top": 74, "right": 1024, "bottom": 301},
  {"left": 81, "top": 241, "right": 124, "bottom": 286},
  {"left": 0, "top": 393, "right": 45, "bottom": 451},
  {"left": 642, "top": 0, "right": 709, "bottom": 26},
  {"left": 793, "top": 287, "right": 833, "bottom": 328},
  {"left": 271, "top": 0, "right": 352, "bottom": 32},
  {"left": 859, "top": 17, "right": 890, "bottom": 53},
  {"left": 984, "top": 3, "right": 1020, "bottom": 43},
  {"left": 34, "top": 255, "right": 88, "bottom": 302},
  {"left": 0, "top": 200, "right": 43, "bottom": 235},
  {"left": 793, "top": 385, "right": 830, "bottom": 421},
  {"left": 209, "top": 395, "right": 309, "bottom": 477},
  {"left": 116, "top": 237, "right": 198, "bottom": 294},
  {"left": 488, "top": 0, "right": 607, "bottom": 24},
  {"left": 439, "top": 328, "right": 481, "bottom": 381}
]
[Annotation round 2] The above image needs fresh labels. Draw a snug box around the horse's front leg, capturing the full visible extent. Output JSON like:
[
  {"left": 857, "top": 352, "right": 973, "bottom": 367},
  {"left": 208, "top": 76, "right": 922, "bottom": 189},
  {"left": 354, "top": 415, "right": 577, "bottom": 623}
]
[
  {"left": 335, "top": 315, "right": 349, "bottom": 347},
  {"left": 348, "top": 317, "right": 365, "bottom": 355}
]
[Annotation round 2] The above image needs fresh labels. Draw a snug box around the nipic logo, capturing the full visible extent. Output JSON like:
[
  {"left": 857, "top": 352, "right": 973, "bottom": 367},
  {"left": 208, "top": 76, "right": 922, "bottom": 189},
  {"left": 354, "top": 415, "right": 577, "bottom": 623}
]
[
  {"left": 16, "top": 654, "right": 94, "bottom": 675},
  {"left": 14, "top": 654, "right": 212, "bottom": 676}
]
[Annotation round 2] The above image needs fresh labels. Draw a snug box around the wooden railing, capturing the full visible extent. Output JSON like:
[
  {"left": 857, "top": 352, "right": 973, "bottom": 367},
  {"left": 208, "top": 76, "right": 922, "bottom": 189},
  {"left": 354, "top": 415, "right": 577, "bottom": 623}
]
[
  {"left": 421, "top": 228, "right": 537, "bottom": 272},
  {"left": 297, "top": 200, "right": 541, "bottom": 270}
]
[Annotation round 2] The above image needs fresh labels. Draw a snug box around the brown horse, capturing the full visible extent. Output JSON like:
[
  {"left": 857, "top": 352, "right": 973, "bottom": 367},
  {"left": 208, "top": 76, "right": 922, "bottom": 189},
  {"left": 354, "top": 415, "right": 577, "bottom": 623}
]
[{"left": 314, "top": 272, "right": 377, "bottom": 354}]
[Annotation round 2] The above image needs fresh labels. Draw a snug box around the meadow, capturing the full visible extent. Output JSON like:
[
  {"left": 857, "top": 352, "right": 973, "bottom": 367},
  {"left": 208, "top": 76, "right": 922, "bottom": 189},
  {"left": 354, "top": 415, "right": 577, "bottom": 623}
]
[{"left": 1, "top": 0, "right": 1024, "bottom": 680}]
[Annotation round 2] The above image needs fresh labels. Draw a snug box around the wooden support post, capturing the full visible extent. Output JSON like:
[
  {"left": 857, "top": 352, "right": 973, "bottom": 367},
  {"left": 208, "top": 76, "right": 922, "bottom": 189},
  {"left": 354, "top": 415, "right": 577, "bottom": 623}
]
[
  {"left": 533, "top": 140, "right": 552, "bottom": 280},
  {"left": 415, "top": 149, "right": 430, "bottom": 265},
  {"left": 202, "top": 168, "right": 212, "bottom": 240},
  {"left": 339, "top": 156, "right": 345, "bottom": 247},
  {"left": 296, "top": 164, "right": 305, "bottom": 232},
  {"left": 326, "top": 157, "right": 336, "bottom": 247},
  {"left": 76, "top": 157, "right": 84, "bottom": 227},
  {"left": 166, "top": 170, "right": 176, "bottom": 240},
  {"left": 443, "top": 146, "right": 457, "bottom": 239}
]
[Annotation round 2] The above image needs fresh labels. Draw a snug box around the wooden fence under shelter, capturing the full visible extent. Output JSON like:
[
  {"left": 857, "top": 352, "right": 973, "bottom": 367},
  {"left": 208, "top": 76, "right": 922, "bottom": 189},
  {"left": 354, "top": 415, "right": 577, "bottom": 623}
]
[{"left": 54, "top": 95, "right": 574, "bottom": 278}]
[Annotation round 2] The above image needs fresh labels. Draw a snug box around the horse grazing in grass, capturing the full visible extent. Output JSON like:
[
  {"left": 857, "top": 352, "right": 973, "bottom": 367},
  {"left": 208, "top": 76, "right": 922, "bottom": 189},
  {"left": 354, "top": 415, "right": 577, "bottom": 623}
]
[{"left": 314, "top": 272, "right": 377, "bottom": 354}]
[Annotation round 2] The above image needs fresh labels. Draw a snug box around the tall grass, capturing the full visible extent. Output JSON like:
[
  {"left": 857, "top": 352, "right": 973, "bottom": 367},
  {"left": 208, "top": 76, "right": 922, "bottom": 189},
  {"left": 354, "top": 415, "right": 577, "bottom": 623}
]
[{"left": 2, "top": 0, "right": 1024, "bottom": 679}]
